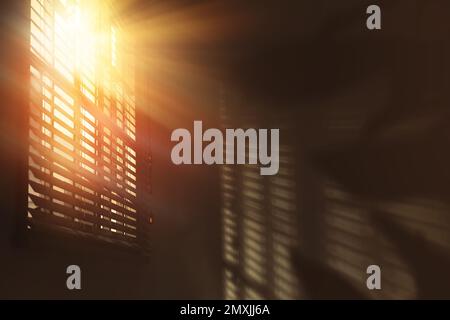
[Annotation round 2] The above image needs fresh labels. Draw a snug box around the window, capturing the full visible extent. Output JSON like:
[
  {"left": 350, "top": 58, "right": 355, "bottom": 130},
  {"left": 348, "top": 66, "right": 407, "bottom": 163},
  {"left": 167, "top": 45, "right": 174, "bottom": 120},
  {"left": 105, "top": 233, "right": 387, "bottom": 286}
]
[{"left": 28, "top": 0, "right": 140, "bottom": 247}]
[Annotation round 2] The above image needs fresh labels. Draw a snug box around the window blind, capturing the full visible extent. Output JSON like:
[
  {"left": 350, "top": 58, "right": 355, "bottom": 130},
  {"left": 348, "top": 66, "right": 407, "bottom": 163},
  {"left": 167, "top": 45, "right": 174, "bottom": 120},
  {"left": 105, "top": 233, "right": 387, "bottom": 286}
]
[{"left": 28, "top": 0, "right": 140, "bottom": 247}]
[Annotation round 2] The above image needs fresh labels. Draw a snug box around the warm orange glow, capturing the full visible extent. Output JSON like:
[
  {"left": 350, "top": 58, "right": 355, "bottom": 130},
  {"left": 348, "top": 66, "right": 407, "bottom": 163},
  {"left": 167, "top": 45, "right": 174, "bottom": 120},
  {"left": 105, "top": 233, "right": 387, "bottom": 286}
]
[{"left": 28, "top": 0, "right": 138, "bottom": 243}]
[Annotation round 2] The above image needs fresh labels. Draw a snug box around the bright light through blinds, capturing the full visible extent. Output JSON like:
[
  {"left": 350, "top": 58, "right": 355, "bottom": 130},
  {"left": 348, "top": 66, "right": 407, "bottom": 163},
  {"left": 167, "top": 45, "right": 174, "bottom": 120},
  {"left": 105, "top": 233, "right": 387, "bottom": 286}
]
[{"left": 28, "top": 0, "right": 138, "bottom": 246}]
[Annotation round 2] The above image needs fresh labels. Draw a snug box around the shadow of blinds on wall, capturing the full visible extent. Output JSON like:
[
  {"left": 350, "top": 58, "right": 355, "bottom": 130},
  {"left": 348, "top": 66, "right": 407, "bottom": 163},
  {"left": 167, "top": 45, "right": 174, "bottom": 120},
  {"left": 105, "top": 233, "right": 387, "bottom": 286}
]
[{"left": 219, "top": 91, "right": 300, "bottom": 299}]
